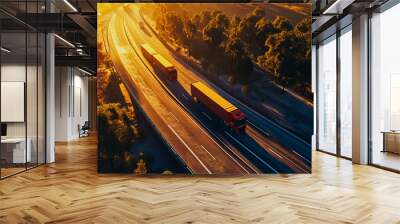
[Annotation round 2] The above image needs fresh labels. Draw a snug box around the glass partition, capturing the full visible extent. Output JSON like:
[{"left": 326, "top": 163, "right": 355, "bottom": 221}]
[
  {"left": 317, "top": 35, "right": 337, "bottom": 154},
  {"left": 1, "top": 29, "right": 28, "bottom": 177},
  {"left": 0, "top": 1, "right": 46, "bottom": 179}
]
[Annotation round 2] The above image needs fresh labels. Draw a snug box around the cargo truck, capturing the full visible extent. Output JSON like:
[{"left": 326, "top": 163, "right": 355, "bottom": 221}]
[
  {"left": 191, "top": 81, "right": 246, "bottom": 132},
  {"left": 140, "top": 44, "right": 177, "bottom": 81}
]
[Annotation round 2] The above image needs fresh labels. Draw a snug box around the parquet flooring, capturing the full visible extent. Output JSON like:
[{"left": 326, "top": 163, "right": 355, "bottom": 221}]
[{"left": 1, "top": 135, "right": 400, "bottom": 223}]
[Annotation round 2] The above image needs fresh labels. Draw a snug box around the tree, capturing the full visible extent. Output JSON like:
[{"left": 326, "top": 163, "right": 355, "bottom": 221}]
[
  {"left": 272, "top": 16, "right": 293, "bottom": 32},
  {"left": 199, "top": 10, "right": 212, "bottom": 29},
  {"left": 164, "top": 12, "right": 185, "bottom": 43},
  {"left": 254, "top": 17, "right": 275, "bottom": 57},
  {"left": 225, "top": 37, "right": 253, "bottom": 85},
  {"left": 237, "top": 7, "right": 267, "bottom": 58},
  {"left": 98, "top": 103, "right": 141, "bottom": 171},
  {"left": 258, "top": 20, "right": 311, "bottom": 92},
  {"left": 202, "top": 13, "right": 229, "bottom": 48}
]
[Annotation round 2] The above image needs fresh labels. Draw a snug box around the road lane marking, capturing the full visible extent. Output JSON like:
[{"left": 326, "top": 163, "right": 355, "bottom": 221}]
[
  {"left": 201, "top": 112, "right": 212, "bottom": 121},
  {"left": 169, "top": 112, "right": 179, "bottom": 122},
  {"left": 248, "top": 125, "right": 309, "bottom": 172},
  {"left": 248, "top": 121, "right": 270, "bottom": 136},
  {"left": 168, "top": 125, "right": 212, "bottom": 174},
  {"left": 266, "top": 148, "right": 283, "bottom": 159},
  {"left": 225, "top": 131, "right": 278, "bottom": 173},
  {"left": 201, "top": 145, "right": 216, "bottom": 160},
  {"left": 180, "top": 109, "right": 251, "bottom": 173},
  {"left": 248, "top": 129, "right": 283, "bottom": 159},
  {"left": 292, "top": 150, "right": 311, "bottom": 164}
]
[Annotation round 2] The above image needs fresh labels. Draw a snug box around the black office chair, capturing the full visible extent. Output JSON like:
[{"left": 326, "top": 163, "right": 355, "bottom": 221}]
[{"left": 79, "top": 121, "right": 90, "bottom": 138}]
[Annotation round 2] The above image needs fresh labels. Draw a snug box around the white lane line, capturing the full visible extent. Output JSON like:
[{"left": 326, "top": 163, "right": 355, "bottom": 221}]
[
  {"left": 168, "top": 125, "right": 212, "bottom": 174},
  {"left": 225, "top": 131, "right": 278, "bottom": 174},
  {"left": 201, "top": 112, "right": 212, "bottom": 121},
  {"left": 248, "top": 121, "right": 270, "bottom": 136},
  {"left": 201, "top": 145, "right": 216, "bottom": 160},
  {"left": 169, "top": 112, "right": 179, "bottom": 122},
  {"left": 267, "top": 148, "right": 283, "bottom": 159},
  {"left": 172, "top": 103, "right": 250, "bottom": 174},
  {"left": 292, "top": 150, "right": 311, "bottom": 164}
]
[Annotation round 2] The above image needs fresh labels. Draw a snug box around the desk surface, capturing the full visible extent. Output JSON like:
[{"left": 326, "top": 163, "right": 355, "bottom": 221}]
[
  {"left": 1, "top": 138, "right": 27, "bottom": 143},
  {"left": 381, "top": 131, "right": 400, "bottom": 134}
]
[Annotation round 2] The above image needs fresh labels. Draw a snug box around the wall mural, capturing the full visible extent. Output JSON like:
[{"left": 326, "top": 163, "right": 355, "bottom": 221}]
[{"left": 97, "top": 3, "right": 312, "bottom": 175}]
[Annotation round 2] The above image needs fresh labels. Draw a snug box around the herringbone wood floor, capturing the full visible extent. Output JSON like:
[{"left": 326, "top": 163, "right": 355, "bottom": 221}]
[{"left": 1, "top": 135, "right": 399, "bottom": 224}]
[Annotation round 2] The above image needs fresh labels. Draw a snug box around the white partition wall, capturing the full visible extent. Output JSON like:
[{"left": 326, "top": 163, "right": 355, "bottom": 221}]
[{"left": 55, "top": 67, "right": 89, "bottom": 141}]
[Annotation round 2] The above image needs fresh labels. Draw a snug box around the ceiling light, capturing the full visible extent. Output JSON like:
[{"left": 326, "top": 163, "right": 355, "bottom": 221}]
[
  {"left": 322, "top": 0, "right": 355, "bottom": 15},
  {"left": 63, "top": 0, "right": 78, "bottom": 12},
  {"left": 54, "top": 34, "right": 75, "bottom": 48},
  {"left": 78, "top": 67, "right": 93, "bottom": 76},
  {"left": 1, "top": 47, "right": 11, "bottom": 53}
]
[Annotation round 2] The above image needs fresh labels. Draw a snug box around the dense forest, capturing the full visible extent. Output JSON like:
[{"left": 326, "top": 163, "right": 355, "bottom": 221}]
[{"left": 152, "top": 6, "right": 311, "bottom": 97}]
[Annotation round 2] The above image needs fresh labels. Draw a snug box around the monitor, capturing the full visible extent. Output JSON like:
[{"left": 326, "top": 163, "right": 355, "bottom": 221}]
[{"left": 1, "top": 123, "right": 7, "bottom": 137}]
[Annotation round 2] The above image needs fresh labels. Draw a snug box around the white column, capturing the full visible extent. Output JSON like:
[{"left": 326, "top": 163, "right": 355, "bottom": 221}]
[
  {"left": 55, "top": 67, "right": 73, "bottom": 141},
  {"left": 352, "top": 14, "right": 369, "bottom": 164},
  {"left": 46, "top": 33, "right": 55, "bottom": 163},
  {"left": 45, "top": 0, "right": 56, "bottom": 163}
]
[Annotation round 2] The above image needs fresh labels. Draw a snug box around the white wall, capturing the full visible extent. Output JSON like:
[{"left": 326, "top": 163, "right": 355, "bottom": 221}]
[
  {"left": 1, "top": 63, "right": 46, "bottom": 164},
  {"left": 55, "top": 67, "right": 89, "bottom": 141},
  {"left": 1, "top": 64, "right": 42, "bottom": 138}
]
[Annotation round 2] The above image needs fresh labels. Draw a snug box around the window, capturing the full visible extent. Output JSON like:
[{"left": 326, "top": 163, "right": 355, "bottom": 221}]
[
  {"left": 317, "top": 35, "right": 337, "bottom": 154},
  {"left": 370, "top": 3, "right": 400, "bottom": 171},
  {"left": 339, "top": 27, "right": 352, "bottom": 158}
]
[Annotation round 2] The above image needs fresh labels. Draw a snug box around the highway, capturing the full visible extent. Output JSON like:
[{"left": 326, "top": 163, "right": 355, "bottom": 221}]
[
  {"left": 101, "top": 7, "right": 263, "bottom": 174},
  {"left": 122, "top": 5, "right": 311, "bottom": 173}
]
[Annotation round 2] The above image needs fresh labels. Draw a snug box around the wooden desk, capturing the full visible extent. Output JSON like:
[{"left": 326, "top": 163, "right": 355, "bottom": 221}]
[
  {"left": 382, "top": 131, "right": 400, "bottom": 154},
  {"left": 1, "top": 138, "right": 31, "bottom": 164}
]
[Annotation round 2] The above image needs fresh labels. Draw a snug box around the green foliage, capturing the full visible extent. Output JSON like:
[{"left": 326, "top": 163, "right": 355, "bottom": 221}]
[
  {"left": 259, "top": 18, "right": 311, "bottom": 93},
  {"left": 98, "top": 103, "right": 141, "bottom": 172},
  {"left": 153, "top": 7, "right": 311, "bottom": 95},
  {"left": 272, "top": 16, "right": 294, "bottom": 32},
  {"left": 203, "top": 13, "right": 229, "bottom": 47}
]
